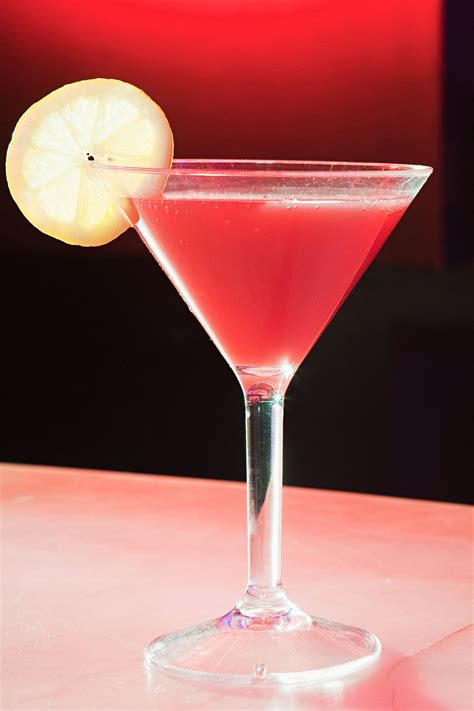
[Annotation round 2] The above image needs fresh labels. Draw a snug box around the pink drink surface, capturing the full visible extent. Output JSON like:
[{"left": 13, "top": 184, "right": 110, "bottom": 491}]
[{"left": 135, "top": 196, "right": 408, "bottom": 369}]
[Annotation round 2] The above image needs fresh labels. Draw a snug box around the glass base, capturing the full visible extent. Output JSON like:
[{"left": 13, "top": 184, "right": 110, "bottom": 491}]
[{"left": 144, "top": 597, "right": 381, "bottom": 685}]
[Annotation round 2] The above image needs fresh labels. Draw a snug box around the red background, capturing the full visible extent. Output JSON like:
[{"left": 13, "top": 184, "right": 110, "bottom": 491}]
[
  {"left": 4, "top": 0, "right": 442, "bottom": 265},
  {"left": 1, "top": 1, "right": 472, "bottom": 505}
]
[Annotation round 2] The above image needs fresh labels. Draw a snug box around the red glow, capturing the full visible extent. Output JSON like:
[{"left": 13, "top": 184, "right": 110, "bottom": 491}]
[{"left": 4, "top": 0, "right": 442, "bottom": 264}]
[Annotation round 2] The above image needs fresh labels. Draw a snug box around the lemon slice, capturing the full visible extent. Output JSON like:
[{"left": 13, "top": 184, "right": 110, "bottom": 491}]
[{"left": 6, "top": 79, "right": 173, "bottom": 246}]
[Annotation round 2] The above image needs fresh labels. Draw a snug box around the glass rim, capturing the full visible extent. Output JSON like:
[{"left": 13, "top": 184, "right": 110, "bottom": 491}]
[{"left": 93, "top": 158, "right": 433, "bottom": 179}]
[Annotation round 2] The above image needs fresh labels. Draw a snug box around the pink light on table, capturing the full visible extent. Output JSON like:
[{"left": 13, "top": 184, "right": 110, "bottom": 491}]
[{"left": 1, "top": 463, "right": 471, "bottom": 708}]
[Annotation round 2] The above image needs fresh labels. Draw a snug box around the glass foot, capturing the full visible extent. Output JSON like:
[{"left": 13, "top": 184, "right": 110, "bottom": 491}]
[{"left": 144, "top": 598, "right": 381, "bottom": 685}]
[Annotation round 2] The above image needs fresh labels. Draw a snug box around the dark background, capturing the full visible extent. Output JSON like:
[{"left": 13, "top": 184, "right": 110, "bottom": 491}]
[{"left": 2, "top": 0, "right": 472, "bottom": 504}]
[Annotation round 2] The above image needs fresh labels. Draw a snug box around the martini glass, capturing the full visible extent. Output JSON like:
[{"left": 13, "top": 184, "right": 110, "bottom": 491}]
[{"left": 96, "top": 160, "right": 431, "bottom": 685}]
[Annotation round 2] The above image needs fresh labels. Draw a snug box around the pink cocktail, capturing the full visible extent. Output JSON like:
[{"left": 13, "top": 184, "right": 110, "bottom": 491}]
[
  {"left": 97, "top": 159, "right": 431, "bottom": 685},
  {"left": 136, "top": 195, "right": 407, "bottom": 370}
]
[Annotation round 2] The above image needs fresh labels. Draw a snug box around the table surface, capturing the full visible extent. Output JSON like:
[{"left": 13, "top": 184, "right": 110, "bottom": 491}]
[{"left": 1, "top": 463, "right": 472, "bottom": 710}]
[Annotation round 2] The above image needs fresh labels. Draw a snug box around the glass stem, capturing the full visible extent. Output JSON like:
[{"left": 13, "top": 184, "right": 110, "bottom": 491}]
[{"left": 239, "top": 376, "right": 290, "bottom": 615}]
